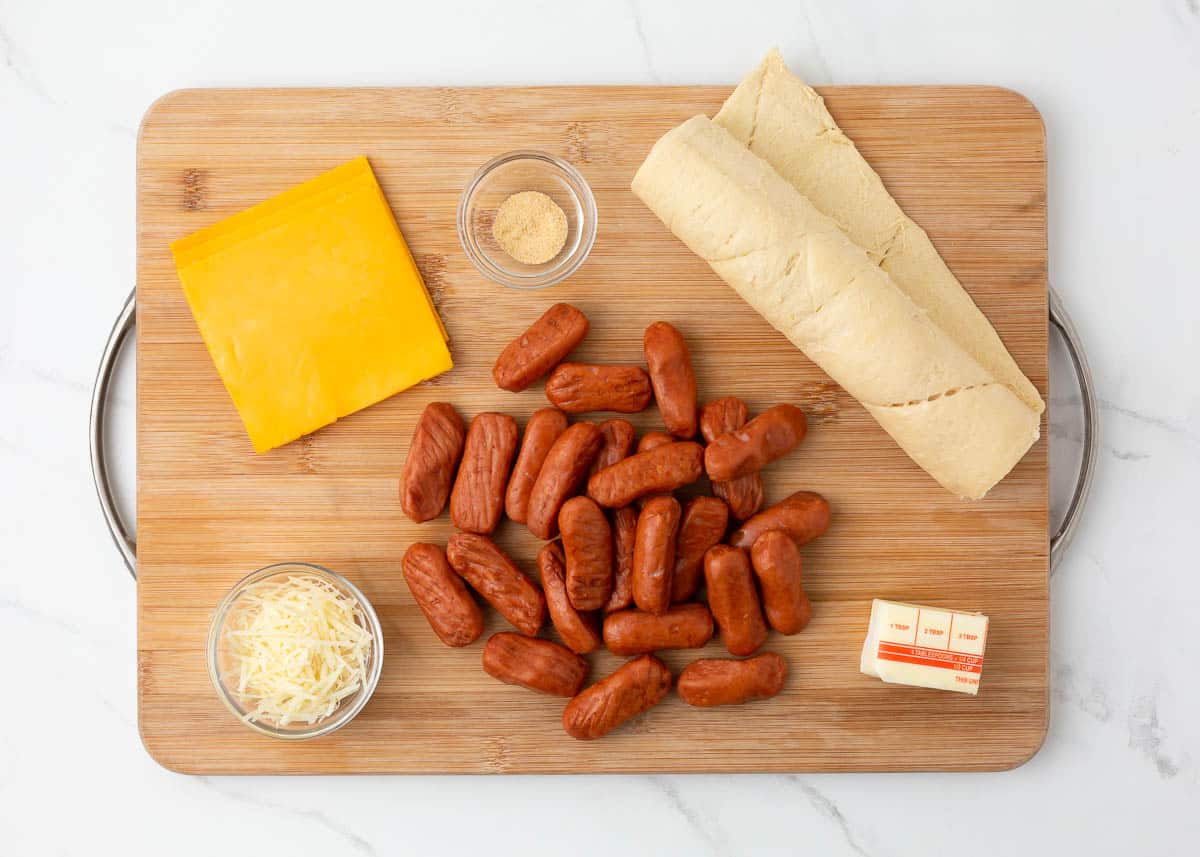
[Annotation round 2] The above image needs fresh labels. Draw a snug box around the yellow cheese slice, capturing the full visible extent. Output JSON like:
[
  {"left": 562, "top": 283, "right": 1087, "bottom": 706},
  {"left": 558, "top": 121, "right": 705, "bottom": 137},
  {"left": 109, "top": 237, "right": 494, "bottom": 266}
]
[{"left": 171, "top": 156, "right": 452, "bottom": 453}]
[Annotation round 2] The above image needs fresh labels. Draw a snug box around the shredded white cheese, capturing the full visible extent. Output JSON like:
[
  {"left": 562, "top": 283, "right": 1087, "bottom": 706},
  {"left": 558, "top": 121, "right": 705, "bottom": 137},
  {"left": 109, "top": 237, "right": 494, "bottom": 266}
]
[{"left": 221, "top": 573, "right": 373, "bottom": 726}]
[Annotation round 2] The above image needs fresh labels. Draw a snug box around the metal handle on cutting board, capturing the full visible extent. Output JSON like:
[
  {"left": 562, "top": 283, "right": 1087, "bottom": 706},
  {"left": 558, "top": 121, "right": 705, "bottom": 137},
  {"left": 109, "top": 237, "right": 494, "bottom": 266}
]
[
  {"left": 89, "top": 288, "right": 1098, "bottom": 582},
  {"left": 90, "top": 289, "right": 137, "bottom": 580},
  {"left": 1048, "top": 287, "right": 1098, "bottom": 573}
]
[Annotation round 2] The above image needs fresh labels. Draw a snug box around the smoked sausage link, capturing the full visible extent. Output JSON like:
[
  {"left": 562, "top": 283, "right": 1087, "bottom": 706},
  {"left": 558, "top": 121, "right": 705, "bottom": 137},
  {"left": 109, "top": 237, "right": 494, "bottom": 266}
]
[
  {"left": 703, "top": 545, "right": 769, "bottom": 657},
  {"left": 538, "top": 542, "right": 602, "bottom": 655},
  {"left": 602, "top": 603, "right": 714, "bottom": 656},
  {"left": 634, "top": 432, "right": 677, "bottom": 509},
  {"left": 545, "top": 363, "right": 653, "bottom": 414},
  {"left": 699, "top": 397, "right": 765, "bottom": 521},
  {"left": 750, "top": 531, "right": 813, "bottom": 635},
  {"left": 559, "top": 496, "right": 614, "bottom": 611},
  {"left": 728, "top": 491, "right": 831, "bottom": 550},
  {"left": 643, "top": 321, "right": 698, "bottom": 439},
  {"left": 704, "top": 403, "right": 808, "bottom": 482},
  {"left": 400, "top": 403, "right": 466, "bottom": 523},
  {"left": 483, "top": 632, "right": 589, "bottom": 697},
  {"left": 505, "top": 407, "right": 569, "bottom": 524},
  {"left": 450, "top": 412, "right": 519, "bottom": 534},
  {"left": 526, "top": 421, "right": 603, "bottom": 539},
  {"left": 562, "top": 654, "right": 671, "bottom": 740},
  {"left": 446, "top": 533, "right": 546, "bottom": 636},
  {"left": 588, "top": 418, "right": 636, "bottom": 477},
  {"left": 401, "top": 543, "right": 484, "bottom": 647},
  {"left": 677, "top": 652, "right": 787, "bottom": 707},
  {"left": 604, "top": 506, "right": 639, "bottom": 614},
  {"left": 698, "top": 396, "right": 747, "bottom": 445},
  {"left": 670, "top": 496, "right": 729, "bottom": 603},
  {"left": 586, "top": 441, "right": 704, "bottom": 508},
  {"left": 501, "top": 405, "right": 566, "bottom": 520},
  {"left": 493, "top": 303, "right": 589, "bottom": 392},
  {"left": 632, "top": 495, "right": 681, "bottom": 615}
]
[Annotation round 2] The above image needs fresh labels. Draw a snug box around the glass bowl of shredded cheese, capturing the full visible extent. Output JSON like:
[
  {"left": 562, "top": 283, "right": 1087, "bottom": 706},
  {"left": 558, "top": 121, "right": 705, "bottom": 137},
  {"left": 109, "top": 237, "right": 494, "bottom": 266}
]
[
  {"left": 207, "top": 563, "right": 383, "bottom": 740},
  {"left": 457, "top": 150, "right": 597, "bottom": 290}
]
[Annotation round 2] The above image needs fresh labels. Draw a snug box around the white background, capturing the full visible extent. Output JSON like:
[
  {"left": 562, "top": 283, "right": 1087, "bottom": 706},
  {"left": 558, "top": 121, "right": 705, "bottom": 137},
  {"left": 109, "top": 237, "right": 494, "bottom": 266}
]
[{"left": 2, "top": 0, "right": 1197, "bottom": 854}]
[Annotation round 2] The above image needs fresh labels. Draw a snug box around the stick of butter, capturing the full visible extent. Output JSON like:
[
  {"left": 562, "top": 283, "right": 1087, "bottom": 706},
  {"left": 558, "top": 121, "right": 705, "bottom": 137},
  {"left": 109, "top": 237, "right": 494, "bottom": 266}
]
[{"left": 860, "top": 599, "right": 989, "bottom": 695}]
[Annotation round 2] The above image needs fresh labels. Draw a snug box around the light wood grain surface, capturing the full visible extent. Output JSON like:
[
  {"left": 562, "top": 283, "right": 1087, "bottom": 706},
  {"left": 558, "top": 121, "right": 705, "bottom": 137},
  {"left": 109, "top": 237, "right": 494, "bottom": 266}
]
[{"left": 136, "top": 85, "right": 1048, "bottom": 774}]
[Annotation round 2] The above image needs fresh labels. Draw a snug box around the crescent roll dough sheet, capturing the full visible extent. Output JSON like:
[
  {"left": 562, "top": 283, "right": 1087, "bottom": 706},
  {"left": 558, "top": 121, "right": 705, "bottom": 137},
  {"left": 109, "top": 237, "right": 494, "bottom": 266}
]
[
  {"left": 631, "top": 116, "right": 1039, "bottom": 498},
  {"left": 714, "top": 49, "right": 1044, "bottom": 415}
]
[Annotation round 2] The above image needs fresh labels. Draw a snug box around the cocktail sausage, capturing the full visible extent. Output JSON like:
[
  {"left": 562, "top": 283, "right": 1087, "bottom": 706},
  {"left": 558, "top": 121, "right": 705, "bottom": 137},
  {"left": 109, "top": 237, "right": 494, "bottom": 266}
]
[
  {"left": 704, "top": 403, "right": 807, "bottom": 482},
  {"left": 559, "top": 496, "right": 613, "bottom": 611},
  {"left": 643, "top": 321, "right": 697, "bottom": 438},
  {"left": 632, "top": 495, "right": 680, "bottom": 614},
  {"left": 728, "top": 491, "right": 831, "bottom": 550},
  {"left": 586, "top": 442, "right": 703, "bottom": 508},
  {"left": 750, "top": 531, "right": 812, "bottom": 635},
  {"left": 677, "top": 653, "right": 787, "bottom": 707},
  {"left": 602, "top": 604, "right": 714, "bottom": 656},
  {"left": 703, "top": 545, "right": 768, "bottom": 656},
  {"left": 483, "top": 632, "right": 589, "bottom": 697},
  {"left": 450, "top": 412, "right": 518, "bottom": 534},
  {"left": 505, "top": 407, "right": 569, "bottom": 524},
  {"left": 400, "top": 402, "right": 466, "bottom": 523},
  {"left": 493, "top": 303, "right": 589, "bottom": 392},
  {"left": 562, "top": 655, "right": 671, "bottom": 740},
  {"left": 526, "top": 422, "right": 603, "bottom": 540}
]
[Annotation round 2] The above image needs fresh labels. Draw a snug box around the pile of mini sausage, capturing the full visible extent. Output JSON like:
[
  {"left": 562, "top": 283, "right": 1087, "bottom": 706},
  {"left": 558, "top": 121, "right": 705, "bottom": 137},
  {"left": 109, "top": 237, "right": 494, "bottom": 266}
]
[{"left": 399, "top": 303, "right": 830, "bottom": 740}]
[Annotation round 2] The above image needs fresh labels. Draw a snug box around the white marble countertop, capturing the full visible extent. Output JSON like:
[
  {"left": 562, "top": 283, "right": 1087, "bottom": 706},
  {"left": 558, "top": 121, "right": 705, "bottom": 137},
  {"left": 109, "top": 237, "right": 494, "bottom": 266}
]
[{"left": 3, "top": 0, "right": 1197, "bottom": 853}]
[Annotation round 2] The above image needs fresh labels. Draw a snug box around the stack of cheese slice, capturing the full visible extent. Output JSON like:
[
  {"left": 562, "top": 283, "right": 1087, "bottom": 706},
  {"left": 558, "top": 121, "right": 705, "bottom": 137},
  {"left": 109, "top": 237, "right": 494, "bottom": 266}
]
[
  {"left": 631, "top": 51, "right": 1043, "bottom": 499},
  {"left": 173, "top": 157, "right": 453, "bottom": 453}
]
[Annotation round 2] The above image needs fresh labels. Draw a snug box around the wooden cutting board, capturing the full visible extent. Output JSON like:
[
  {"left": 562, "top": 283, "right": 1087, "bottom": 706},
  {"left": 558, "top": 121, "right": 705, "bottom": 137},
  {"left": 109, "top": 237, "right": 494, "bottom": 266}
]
[{"left": 136, "top": 85, "right": 1048, "bottom": 773}]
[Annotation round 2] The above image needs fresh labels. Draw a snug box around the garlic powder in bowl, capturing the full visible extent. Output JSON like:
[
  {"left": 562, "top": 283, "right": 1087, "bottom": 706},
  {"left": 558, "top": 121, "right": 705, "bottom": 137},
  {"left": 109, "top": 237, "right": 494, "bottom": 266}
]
[
  {"left": 457, "top": 150, "right": 597, "bottom": 290},
  {"left": 493, "top": 190, "right": 569, "bottom": 265},
  {"left": 207, "top": 563, "right": 383, "bottom": 739}
]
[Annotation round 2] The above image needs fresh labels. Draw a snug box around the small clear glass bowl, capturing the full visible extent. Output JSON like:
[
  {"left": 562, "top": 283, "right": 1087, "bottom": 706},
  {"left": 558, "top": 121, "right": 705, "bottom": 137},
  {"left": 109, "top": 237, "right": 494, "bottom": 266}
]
[
  {"left": 206, "top": 562, "right": 383, "bottom": 740},
  {"left": 457, "top": 150, "right": 597, "bottom": 290}
]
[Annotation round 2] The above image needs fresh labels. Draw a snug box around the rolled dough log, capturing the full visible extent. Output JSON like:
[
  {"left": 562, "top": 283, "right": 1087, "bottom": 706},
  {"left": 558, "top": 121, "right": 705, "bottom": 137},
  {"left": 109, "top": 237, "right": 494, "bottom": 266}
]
[
  {"left": 714, "top": 49, "right": 1044, "bottom": 415},
  {"left": 630, "top": 116, "right": 1039, "bottom": 499}
]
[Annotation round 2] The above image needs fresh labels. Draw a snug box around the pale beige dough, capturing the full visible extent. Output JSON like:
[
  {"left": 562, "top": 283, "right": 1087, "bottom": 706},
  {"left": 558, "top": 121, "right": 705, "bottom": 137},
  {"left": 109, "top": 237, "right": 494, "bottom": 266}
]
[
  {"left": 631, "top": 116, "right": 1040, "bottom": 499},
  {"left": 713, "top": 49, "right": 1044, "bottom": 415}
]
